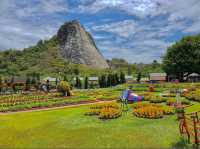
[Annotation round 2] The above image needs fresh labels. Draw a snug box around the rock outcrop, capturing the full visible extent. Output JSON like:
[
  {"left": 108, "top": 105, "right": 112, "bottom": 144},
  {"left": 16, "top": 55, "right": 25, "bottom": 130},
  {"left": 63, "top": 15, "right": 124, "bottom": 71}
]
[{"left": 57, "top": 20, "right": 109, "bottom": 69}]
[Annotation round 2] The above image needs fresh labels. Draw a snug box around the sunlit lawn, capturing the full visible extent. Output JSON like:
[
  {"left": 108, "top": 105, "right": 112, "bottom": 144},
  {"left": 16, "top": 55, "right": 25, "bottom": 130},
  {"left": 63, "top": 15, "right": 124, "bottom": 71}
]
[
  {"left": 0, "top": 83, "right": 199, "bottom": 148},
  {"left": 0, "top": 103, "right": 196, "bottom": 149}
]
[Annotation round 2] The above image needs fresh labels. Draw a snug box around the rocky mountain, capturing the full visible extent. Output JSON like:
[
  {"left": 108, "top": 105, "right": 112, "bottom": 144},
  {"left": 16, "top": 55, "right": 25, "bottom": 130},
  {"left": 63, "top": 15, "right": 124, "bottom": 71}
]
[
  {"left": 57, "top": 20, "right": 109, "bottom": 69},
  {"left": 0, "top": 20, "right": 110, "bottom": 76}
]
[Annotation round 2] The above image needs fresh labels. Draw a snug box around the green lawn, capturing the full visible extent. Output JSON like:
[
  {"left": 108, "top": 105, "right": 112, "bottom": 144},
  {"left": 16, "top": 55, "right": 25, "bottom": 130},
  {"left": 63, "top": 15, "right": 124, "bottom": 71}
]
[
  {"left": 1, "top": 82, "right": 199, "bottom": 148},
  {"left": 0, "top": 104, "right": 193, "bottom": 149},
  {"left": 185, "top": 102, "right": 200, "bottom": 114}
]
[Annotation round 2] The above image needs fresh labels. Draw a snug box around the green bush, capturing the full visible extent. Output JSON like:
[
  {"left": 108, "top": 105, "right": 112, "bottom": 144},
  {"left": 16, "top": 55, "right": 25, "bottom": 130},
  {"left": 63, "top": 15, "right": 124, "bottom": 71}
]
[
  {"left": 149, "top": 97, "right": 167, "bottom": 103},
  {"left": 181, "top": 99, "right": 191, "bottom": 105},
  {"left": 57, "top": 81, "right": 72, "bottom": 96}
]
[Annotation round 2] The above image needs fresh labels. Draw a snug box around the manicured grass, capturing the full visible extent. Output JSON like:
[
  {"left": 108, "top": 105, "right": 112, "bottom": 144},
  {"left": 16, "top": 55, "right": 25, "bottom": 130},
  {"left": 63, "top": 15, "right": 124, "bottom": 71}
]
[
  {"left": 0, "top": 104, "right": 192, "bottom": 149},
  {"left": 0, "top": 82, "right": 199, "bottom": 148},
  {"left": 185, "top": 102, "right": 200, "bottom": 114}
]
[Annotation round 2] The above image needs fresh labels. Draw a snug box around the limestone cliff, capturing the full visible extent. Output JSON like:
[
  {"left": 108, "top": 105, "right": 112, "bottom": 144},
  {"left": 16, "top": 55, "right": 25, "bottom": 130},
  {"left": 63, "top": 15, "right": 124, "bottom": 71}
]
[{"left": 57, "top": 20, "right": 109, "bottom": 69}]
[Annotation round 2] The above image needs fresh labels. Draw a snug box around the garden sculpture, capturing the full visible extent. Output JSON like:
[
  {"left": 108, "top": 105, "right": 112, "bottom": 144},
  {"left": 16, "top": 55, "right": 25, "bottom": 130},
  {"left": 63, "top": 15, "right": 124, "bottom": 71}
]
[
  {"left": 40, "top": 84, "right": 49, "bottom": 93},
  {"left": 121, "top": 89, "right": 144, "bottom": 104},
  {"left": 57, "top": 81, "right": 73, "bottom": 96},
  {"left": 121, "top": 90, "right": 129, "bottom": 111}
]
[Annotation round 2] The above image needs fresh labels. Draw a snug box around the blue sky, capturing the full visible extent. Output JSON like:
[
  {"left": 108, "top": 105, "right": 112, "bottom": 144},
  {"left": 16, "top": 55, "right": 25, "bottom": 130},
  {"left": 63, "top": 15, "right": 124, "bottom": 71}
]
[{"left": 0, "top": 0, "right": 200, "bottom": 63}]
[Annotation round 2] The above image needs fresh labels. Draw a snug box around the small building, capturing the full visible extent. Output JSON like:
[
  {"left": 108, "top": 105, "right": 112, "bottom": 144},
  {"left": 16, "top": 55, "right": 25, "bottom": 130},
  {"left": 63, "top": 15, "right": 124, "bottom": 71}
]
[
  {"left": 125, "top": 76, "right": 133, "bottom": 82},
  {"left": 88, "top": 77, "right": 99, "bottom": 88},
  {"left": 9, "top": 77, "right": 27, "bottom": 84},
  {"left": 188, "top": 73, "right": 200, "bottom": 82},
  {"left": 73, "top": 77, "right": 84, "bottom": 81},
  {"left": 149, "top": 73, "right": 167, "bottom": 82},
  {"left": 88, "top": 77, "right": 99, "bottom": 83},
  {"left": 43, "top": 77, "right": 59, "bottom": 85}
]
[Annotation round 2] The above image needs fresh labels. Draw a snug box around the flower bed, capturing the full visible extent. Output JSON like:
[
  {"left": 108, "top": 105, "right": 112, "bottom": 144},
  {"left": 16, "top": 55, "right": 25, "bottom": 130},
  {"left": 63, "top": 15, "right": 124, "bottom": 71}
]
[
  {"left": 133, "top": 103, "right": 174, "bottom": 119},
  {"left": 149, "top": 96, "right": 167, "bottom": 103},
  {"left": 85, "top": 102, "right": 121, "bottom": 120},
  {"left": 166, "top": 98, "right": 191, "bottom": 106},
  {"left": 184, "top": 90, "right": 200, "bottom": 102},
  {"left": 0, "top": 93, "right": 97, "bottom": 112}
]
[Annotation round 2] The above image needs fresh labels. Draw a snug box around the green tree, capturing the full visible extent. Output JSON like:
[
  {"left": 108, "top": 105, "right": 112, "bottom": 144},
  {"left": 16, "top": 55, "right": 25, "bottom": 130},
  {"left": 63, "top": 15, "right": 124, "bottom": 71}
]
[
  {"left": 120, "top": 72, "right": 126, "bottom": 84},
  {"left": 102, "top": 75, "right": 107, "bottom": 88},
  {"left": 128, "top": 65, "right": 132, "bottom": 75},
  {"left": 75, "top": 77, "right": 82, "bottom": 89},
  {"left": 78, "top": 78, "right": 82, "bottom": 89},
  {"left": 98, "top": 76, "right": 102, "bottom": 88},
  {"left": 137, "top": 72, "right": 142, "bottom": 83},
  {"left": 31, "top": 77, "right": 36, "bottom": 85},
  {"left": 63, "top": 76, "right": 68, "bottom": 81},
  {"left": 74, "top": 68, "right": 79, "bottom": 76},
  {"left": 0, "top": 76, "right": 2, "bottom": 93},
  {"left": 75, "top": 77, "right": 79, "bottom": 88},
  {"left": 114, "top": 73, "right": 120, "bottom": 85},
  {"left": 111, "top": 74, "right": 116, "bottom": 86},
  {"left": 107, "top": 74, "right": 112, "bottom": 87},
  {"left": 163, "top": 34, "right": 200, "bottom": 81},
  {"left": 36, "top": 73, "right": 40, "bottom": 82},
  {"left": 84, "top": 76, "right": 88, "bottom": 89},
  {"left": 25, "top": 77, "right": 31, "bottom": 91}
]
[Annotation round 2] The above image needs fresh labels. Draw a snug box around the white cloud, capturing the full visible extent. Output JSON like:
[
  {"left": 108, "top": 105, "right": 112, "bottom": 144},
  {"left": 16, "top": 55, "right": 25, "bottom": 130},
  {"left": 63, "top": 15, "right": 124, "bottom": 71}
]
[
  {"left": 77, "top": 0, "right": 200, "bottom": 33},
  {"left": 1, "top": 0, "right": 200, "bottom": 63},
  {"left": 91, "top": 18, "right": 175, "bottom": 63},
  {"left": 0, "top": 0, "right": 68, "bottom": 50},
  {"left": 92, "top": 20, "right": 138, "bottom": 38},
  {"left": 16, "top": 0, "right": 68, "bottom": 17}
]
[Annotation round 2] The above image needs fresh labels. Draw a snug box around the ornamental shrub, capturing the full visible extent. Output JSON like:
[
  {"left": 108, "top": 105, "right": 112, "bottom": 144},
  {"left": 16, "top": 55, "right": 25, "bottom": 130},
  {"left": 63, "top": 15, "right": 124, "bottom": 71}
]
[{"left": 57, "top": 81, "right": 72, "bottom": 96}]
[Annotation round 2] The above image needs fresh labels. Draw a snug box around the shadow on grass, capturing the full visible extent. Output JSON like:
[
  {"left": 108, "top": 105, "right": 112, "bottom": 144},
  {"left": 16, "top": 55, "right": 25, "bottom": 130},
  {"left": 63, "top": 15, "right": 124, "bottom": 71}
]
[{"left": 172, "top": 137, "right": 193, "bottom": 149}]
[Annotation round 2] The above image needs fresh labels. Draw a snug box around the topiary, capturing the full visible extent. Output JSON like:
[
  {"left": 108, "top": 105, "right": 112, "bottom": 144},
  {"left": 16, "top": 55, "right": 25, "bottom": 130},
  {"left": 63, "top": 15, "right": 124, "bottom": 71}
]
[{"left": 57, "top": 81, "right": 72, "bottom": 96}]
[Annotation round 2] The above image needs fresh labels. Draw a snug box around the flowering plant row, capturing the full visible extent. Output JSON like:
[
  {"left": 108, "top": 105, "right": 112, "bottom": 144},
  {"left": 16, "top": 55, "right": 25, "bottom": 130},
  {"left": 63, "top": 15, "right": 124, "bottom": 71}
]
[
  {"left": 133, "top": 103, "right": 174, "bottom": 119},
  {"left": 184, "top": 90, "right": 200, "bottom": 102},
  {"left": 85, "top": 102, "right": 121, "bottom": 119}
]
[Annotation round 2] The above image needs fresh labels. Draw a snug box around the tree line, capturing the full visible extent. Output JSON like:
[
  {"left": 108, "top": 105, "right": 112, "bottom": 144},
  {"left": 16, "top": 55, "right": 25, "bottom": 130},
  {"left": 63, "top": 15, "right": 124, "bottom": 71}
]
[{"left": 74, "top": 72, "right": 126, "bottom": 89}]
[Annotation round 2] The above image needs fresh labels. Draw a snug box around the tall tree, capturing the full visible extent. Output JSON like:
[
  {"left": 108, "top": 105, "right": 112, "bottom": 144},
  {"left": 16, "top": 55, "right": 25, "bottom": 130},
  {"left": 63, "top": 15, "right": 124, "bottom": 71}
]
[
  {"left": 84, "top": 76, "right": 88, "bottom": 89},
  {"left": 75, "top": 77, "right": 79, "bottom": 88},
  {"left": 120, "top": 72, "right": 126, "bottom": 84},
  {"left": 25, "top": 77, "right": 31, "bottom": 91},
  {"left": 163, "top": 34, "right": 200, "bottom": 81},
  {"left": 107, "top": 74, "right": 112, "bottom": 87},
  {"left": 63, "top": 76, "right": 68, "bottom": 81},
  {"left": 78, "top": 78, "right": 82, "bottom": 89},
  {"left": 128, "top": 64, "right": 132, "bottom": 75},
  {"left": 0, "top": 76, "right": 2, "bottom": 93},
  {"left": 113, "top": 73, "right": 119, "bottom": 85},
  {"left": 102, "top": 75, "right": 107, "bottom": 88},
  {"left": 137, "top": 72, "right": 142, "bottom": 83}
]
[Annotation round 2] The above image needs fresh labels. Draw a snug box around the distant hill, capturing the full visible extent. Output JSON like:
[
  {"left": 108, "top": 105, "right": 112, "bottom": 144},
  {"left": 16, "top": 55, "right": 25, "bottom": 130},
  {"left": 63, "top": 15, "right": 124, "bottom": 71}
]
[
  {"left": 0, "top": 20, "right": 109, "bottom": 77},
  {"left": 57, "top": 20, "right": 109, "bottom": 69}
]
